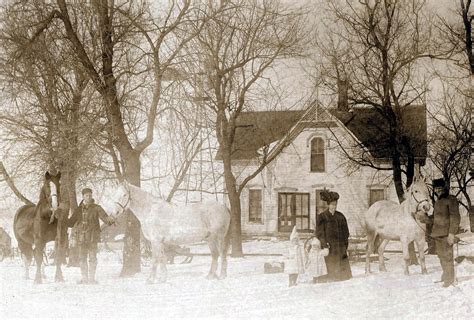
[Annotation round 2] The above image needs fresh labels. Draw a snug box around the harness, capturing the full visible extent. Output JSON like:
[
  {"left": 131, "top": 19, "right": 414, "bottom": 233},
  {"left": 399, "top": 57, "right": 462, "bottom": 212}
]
[
  {"left": 115, "top": 185, "right": 131, "bottom": 216},
  {"left": 407, "top": 186, "right": 432, "bottom": 237},
  {"left": 410, "top": 188, "right": 429, "bottom": 215}
]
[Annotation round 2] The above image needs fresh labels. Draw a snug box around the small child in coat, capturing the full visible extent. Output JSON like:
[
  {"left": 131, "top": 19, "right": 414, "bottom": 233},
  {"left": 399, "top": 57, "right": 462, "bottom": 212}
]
[
  {"left": 305, "top": 236, "right": 329, "bottom": 283},
  {"left": 285, "top": 226, "right": 305, "bottom": 287}
]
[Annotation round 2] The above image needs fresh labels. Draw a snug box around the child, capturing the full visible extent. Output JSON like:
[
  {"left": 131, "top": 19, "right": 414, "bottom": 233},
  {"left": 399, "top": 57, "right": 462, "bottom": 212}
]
[
  {"left": 305, "top": 236, "right": 329, "bottom": 283},
  {"left": 285, "top": 226, "right": 305, "bottom": 286}
]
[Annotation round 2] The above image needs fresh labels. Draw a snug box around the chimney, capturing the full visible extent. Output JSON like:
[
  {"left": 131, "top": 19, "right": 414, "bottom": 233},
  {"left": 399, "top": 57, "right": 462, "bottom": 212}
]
[{"left": 337, "top": 78, "right": 349, "bottom": 112}]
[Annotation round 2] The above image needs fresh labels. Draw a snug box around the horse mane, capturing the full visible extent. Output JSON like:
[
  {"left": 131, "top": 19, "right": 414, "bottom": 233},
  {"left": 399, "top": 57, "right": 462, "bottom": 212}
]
[
  {"left": 127, "top": 182, "right": 164, "bottom": 201},
  {"left": 124, "top": 182, "right": 158, "bottom": 211}
]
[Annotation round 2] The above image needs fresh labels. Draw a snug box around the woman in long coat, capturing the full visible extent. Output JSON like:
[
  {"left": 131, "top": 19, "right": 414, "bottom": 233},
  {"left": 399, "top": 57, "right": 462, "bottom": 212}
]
[{"left": 316, "top": 190, "right": 352, "bottom": 281}]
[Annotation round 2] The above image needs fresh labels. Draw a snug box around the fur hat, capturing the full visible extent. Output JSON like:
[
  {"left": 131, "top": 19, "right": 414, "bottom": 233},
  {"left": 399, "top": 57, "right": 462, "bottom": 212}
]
[
  {"left": 81, "top": 187, "right": 93, "bottom": 195},
  {"left": 320, "top": 190, "right": 340, "bottom": 203},
  {"left": 432, "top": 178, "right": 446, "bottom": 189}
]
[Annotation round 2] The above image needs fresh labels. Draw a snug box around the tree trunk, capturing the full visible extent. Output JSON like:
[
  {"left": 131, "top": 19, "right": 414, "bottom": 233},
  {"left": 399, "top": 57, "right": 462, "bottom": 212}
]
[
  {"left": 119, "top": 151, "right": 142, "bottom": 277},
  {"left": 56, "top": 165, "right": 76, "bottom": 266},
  {"left": 392, "top": 155, "right": 418, "bottom": 264},
  {"left": 62, "top": 162, "right": 80, "bottom": 266},
  {"left": 222, "top": 153, "right": 243, "bottom": 257},
  {"left": 469, "top": 205, "right": 474, "bottom": 233}
]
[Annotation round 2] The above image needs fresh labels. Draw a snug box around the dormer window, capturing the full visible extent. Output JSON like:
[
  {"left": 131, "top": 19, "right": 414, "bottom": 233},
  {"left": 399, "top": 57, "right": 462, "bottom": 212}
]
[{"left": 310, "top": 137, "right": 325, "bottom": 172}]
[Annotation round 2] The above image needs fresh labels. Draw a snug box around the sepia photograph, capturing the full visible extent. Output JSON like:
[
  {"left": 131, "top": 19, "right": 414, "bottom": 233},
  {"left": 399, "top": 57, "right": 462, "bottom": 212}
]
[{"left": 0, "top": 0, "right": 473, "bottom": 319}]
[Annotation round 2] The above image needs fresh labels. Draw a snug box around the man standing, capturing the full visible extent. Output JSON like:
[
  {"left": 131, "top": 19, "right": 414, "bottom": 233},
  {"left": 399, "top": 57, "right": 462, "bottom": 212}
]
[
  {"left": 68, "top": 188, "right": 114, "bottom": 284},
  {"left": 431, "top": 178, "right": 461, "bottom": 288}
]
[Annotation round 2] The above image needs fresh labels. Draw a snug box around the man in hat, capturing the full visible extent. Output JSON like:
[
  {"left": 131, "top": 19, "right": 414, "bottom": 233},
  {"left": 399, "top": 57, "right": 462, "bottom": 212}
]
[
  {"left": 431, "top": 178, "right": 460, "bottom": 288},
  {"left": 316, "top": 190, "right": 352, "bottom": 281},
  {"left": 68, "top": 187, "right": 115, "bottom": 284}
]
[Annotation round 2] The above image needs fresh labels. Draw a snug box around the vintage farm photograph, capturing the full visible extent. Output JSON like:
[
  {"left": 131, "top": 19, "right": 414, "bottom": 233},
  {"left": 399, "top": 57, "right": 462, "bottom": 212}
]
[{"left": 0, "top": 0, "right": 473, "bottom": 319}]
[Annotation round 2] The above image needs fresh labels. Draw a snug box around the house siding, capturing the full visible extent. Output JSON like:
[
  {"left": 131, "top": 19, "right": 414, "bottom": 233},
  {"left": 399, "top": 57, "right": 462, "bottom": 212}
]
[{"left": 234, "top": 126, "right": 400, "bottom": 237}]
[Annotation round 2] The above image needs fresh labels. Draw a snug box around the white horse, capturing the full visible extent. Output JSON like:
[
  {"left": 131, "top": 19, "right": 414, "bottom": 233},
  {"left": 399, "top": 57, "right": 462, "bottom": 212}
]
[
  {"left": 111, "top": 182, "right": 231, "bottom": 283},
  {"left": 364, "top": 176, "right": 432, "bottom": 275}
]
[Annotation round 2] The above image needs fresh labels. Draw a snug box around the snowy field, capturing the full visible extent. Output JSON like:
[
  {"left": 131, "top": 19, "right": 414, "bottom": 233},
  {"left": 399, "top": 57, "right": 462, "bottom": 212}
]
[{"left": 1, "top": 235, "right": 474, "bottom": 320}]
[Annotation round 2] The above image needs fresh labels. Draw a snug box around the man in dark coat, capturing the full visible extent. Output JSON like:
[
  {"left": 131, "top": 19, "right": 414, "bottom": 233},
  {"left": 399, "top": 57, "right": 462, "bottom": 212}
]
[
  {"left": 431, "top": 178, "right": 460, "bottom": 288},
  {"left": 68, "top": 188, "right": 114, "bottom": 284},
  {"left": 316, "top": 190, "right": 352, "bottom": 281}
]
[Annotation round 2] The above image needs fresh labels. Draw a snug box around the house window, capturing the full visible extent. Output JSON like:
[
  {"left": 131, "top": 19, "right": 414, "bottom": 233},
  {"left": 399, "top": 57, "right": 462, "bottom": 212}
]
[
  {"left": 278, "top": 193, "right": 310, "bottom": 232},
  {"left": 369, "top": 188, "right": 385, "bottom": 207},
  {"left": 311, "top": 138, "right": 325, "bottom": 172},
  {"left": 249, "top": 189, "right": 262, "bottom": 223},
  {"left": 315, "top": 190, "right": 329, "bottom": 231}
]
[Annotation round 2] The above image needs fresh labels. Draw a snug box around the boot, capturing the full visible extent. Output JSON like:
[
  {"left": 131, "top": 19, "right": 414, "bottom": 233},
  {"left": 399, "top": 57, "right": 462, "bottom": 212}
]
[
  {"left": 289, "top": 274, "right": 298, "bottom": 287},
  {"left": 88, "top": 263, "right": 98, "bottom": 284},
  {"left": 77, "top": 262, "right": 88, "bottom": 284}
]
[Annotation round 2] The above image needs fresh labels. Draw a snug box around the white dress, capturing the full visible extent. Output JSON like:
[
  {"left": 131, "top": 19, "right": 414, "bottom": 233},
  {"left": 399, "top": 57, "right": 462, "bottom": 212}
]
[{"left": 306, "top": 238, "right": 329, "bottom": 278}]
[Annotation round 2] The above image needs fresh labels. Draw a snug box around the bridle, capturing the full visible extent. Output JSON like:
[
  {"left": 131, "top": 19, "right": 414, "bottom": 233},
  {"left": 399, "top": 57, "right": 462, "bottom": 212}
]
[
  {"left": 115, "top": 185, "right": 131, "bottom": 216},
  {"left": 409, "top": 184, "right": 430, "bottom": 215},
  {"left": 42, "top": 180, "right": 59, "bottom": 210},
  {"left": 407, "top": 183, "right": 432, "bottom": 235}
]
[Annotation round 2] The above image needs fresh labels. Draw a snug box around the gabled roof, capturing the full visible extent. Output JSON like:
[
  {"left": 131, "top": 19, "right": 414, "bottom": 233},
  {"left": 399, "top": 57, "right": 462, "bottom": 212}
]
[
  {"left": 216, "top": 110, "right": 304, "bottom": 160},
  {"left": 330, "top": 105, "right": 427, "bottom": 163},
  {"left": 218, "top": 105, "right": 427, "bottom": 163}
]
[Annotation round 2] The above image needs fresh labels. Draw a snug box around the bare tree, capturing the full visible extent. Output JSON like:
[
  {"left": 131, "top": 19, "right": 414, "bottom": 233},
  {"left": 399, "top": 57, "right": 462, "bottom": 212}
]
[
  {"left": 437, "top": 0, "right": 473, "bottom": 229},
  {"left": 0, "top": 162, "right": 33, "bottom": 205},
  {"left": 429, "top": 82, "right": 473, "bottom": 230},
  {"left": 314, "top": 0, "right": 435, "bottom": 201},
  {"left": 16, "top": 0, "right": 201, "bottom": 276},
  {"left": 185, "top": 0, "right": 308, "bottom": 256},
  {"left": 0, "top": 1, "right": 101, "bottom": 212},
  {"left": 438, "top": 0, "right": 473, "bottom": 74},
  {"left": 312, "top": 0, "right": 439, "bottom": 263}
]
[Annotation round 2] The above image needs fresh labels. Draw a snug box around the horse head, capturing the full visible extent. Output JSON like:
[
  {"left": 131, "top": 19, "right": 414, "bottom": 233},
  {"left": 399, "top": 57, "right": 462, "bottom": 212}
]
[
  {"left": 111, "top": 181, "right": 131, "bottom": 217},
  {"left": 406, "top": 175, "right": 431, "bottom": 217},
  {"left": 41, "top": 170, "right": 61, "bottom": 212}
]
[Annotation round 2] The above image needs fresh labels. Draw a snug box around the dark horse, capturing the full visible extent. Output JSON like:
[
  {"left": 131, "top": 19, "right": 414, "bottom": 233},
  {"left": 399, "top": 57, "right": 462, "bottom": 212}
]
[{"left": 13, "top": 171, "right": 68, "bottom": 283}]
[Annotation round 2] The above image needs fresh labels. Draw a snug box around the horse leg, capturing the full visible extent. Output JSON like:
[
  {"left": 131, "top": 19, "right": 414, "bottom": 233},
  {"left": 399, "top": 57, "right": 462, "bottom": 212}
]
[
  {"left": 55, "top": 231, "right": 66, "bottom": 282},
  {"left": 18, "top": 239, "right": 33, "bottom": 280},
  {"left": 400, "top": 238, "right": 411, "bottom": 276},
  {"left": 147, "top": 242, "right": 160, "bottom": 284},
  {"left": 365, "top": 231, "right": 375, "bottom": 274},
  {"left": 378, "top": 239, "right": 389, "bottom": 272},
  {"left": 206, "top": 236, "right": 219, "bottom": 280},
  {"left": 21, "top": 252, "right": 32, "bottom": 280},
  {"left": 415, "top": 238, "right": 428, "bottom": 275},
  {"left": 218, "top": 233, "right": 228, "bottom": 280},
  {"left": 55, "top": 257, "right": 65, "bottom": 282},
  {"left": 155, "top": 241, "right": 167, "bottom": 283},
  {"left": 33, "top": 244, "right": 45, "bottom": 284}
]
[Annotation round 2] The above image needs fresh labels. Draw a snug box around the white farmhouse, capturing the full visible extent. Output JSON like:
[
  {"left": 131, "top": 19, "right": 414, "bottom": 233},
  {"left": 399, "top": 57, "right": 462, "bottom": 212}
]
[{"left": 219, "top": 104, "right": 427, "bottom": 237}]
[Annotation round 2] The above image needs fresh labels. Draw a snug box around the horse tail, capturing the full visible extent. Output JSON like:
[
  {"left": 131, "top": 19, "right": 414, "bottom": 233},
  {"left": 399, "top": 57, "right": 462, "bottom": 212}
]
[{"left": 13, "top": 205, "right": 35, "bottom": 259}]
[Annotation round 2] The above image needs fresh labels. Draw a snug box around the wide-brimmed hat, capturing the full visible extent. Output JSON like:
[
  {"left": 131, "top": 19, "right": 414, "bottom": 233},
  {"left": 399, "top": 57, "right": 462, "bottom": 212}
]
[
  {"left": 432, "top": 178, "right": 446, "bottom": 188},
  {"left": 321, "top": 190, "right": 340, "bottom": 203},
  {"left": 81, "top": 187, "right": 93, "bottom": 195}
]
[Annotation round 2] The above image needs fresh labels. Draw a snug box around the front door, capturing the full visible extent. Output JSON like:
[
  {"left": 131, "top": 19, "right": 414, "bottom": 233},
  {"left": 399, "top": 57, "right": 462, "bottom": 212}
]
[{"left": 278, "top": 193, "right": 310, "bottom": 232}]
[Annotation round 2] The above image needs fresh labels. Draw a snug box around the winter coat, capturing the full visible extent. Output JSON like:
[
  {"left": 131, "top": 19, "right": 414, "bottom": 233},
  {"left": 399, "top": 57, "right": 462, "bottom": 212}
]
[
  {"left": 306, "top": 237, "right": 328, "bottom": 278},
  {"left": 316, "top": 209, "right": 352, "bottom": 281},
  {"left": 68, "top": 201, "right": 112, "bottom": 245},
  {"left": 284, "top": 242, "right": 305, "bottom": 275},
  {"left": 431, "top": 194, "right": 460, "bottom": 238}
]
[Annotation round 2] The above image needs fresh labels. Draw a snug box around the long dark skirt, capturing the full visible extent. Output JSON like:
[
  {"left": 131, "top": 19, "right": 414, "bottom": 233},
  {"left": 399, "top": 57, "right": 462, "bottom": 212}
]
[{"left": 325, "top": 247, "right": 352, "bottom": 281}]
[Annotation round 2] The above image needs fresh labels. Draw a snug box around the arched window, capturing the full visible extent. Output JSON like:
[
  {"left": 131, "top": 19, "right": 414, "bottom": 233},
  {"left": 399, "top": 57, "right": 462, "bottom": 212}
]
[{"left": 310, "top": 137, "right": 325, "bottom": 172}]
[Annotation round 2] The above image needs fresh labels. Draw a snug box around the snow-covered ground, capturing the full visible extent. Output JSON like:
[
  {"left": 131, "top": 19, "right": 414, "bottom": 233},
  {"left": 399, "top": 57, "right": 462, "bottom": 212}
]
[{"left": 1, "top": 235, "right": 473, "bottom": 320}]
